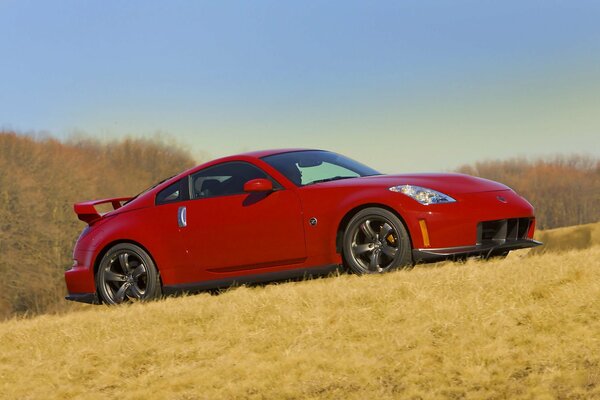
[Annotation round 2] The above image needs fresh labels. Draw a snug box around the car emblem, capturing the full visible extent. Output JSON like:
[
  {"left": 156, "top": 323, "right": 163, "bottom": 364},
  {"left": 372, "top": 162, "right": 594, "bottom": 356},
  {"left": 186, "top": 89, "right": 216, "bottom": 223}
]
[{"left": 497, "top": 196, "right": 507, "bottom": 203}]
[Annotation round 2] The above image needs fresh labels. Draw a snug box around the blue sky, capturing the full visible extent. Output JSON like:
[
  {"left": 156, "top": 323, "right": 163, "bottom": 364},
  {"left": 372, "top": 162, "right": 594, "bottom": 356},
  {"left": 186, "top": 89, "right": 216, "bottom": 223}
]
[{"left": 1, "top": 0, "right": 599, "bottom": 172}]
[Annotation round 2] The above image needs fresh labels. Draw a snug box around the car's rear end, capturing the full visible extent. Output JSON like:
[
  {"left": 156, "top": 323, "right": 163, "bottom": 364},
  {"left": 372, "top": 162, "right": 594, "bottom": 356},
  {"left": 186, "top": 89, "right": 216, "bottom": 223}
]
[{"left": 65, "top": 197, "right": 133, "bottom": 303}]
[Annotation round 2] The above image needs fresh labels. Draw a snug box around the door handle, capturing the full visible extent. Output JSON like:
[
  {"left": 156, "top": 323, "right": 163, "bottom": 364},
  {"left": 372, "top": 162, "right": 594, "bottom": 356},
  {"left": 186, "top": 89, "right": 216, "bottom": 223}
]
[{"left": 178, "top": 206, "right": 187, "bottom": 228}]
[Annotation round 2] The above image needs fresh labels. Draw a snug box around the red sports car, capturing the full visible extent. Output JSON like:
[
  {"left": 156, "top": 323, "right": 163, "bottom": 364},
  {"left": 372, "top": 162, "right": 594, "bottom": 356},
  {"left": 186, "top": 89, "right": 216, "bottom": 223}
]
[{"left": 65, "top": 149, "right": 541, "bottom": 304}]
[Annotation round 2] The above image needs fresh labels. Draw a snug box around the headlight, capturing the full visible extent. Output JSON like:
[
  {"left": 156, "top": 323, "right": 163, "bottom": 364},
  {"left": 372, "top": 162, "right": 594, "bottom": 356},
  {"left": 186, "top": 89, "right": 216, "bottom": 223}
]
[{"left": 389, "top": 185, "right": 456, "bottom": 205}]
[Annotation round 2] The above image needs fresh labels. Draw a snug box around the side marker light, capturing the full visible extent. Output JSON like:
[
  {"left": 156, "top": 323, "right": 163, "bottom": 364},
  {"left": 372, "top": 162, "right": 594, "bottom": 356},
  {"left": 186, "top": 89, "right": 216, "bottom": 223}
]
[{"left": 419, "top": 219, "right": 431, "bottom": 248}]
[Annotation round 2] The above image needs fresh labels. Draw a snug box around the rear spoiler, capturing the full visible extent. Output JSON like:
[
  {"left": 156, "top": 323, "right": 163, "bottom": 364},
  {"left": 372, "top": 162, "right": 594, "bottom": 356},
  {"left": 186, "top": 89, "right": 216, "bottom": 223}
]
[{"left": 74, "top": 197, "right": 133, "bottom": 225}]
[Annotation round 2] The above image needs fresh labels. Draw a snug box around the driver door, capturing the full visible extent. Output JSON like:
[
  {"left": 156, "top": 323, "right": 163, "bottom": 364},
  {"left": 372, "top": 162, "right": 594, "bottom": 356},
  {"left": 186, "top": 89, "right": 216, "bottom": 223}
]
[{"left": 180, "top": 161, "right": 306, "bottom": 282}]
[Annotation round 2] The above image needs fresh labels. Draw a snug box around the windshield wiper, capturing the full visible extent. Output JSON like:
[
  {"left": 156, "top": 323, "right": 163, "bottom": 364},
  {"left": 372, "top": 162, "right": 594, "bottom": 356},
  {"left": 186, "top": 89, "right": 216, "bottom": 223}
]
[{"left": 306, "top": 176, "right": 356, "bottom": 185}]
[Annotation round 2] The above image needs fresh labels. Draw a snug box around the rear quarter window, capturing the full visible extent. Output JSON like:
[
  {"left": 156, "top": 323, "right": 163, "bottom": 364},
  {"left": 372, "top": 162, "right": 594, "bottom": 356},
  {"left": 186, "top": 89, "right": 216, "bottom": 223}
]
[{"left": 156, "top": 178, "right": 188, "bottom": 205}]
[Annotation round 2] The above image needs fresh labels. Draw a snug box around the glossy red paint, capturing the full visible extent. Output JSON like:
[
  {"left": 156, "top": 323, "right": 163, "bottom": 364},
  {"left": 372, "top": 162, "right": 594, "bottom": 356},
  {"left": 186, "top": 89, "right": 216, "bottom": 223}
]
[
  {"left": 65, "top": 149, "right": 540, "bottom": 303},
  {"left": 73, "top": 197, "right": 132, "bottom": 225},
  {"left": 243, "top": 178, "right": 273, "bottom": 192}
]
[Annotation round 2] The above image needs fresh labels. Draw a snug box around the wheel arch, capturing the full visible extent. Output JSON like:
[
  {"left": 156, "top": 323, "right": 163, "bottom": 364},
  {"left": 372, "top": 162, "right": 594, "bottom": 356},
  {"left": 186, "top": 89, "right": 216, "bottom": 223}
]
[
  {"left": 93, "top": 239, "right": 163, "bottom": 285},
  {"left": 335, "top": 203, "right": 414, "bottom": 255}
]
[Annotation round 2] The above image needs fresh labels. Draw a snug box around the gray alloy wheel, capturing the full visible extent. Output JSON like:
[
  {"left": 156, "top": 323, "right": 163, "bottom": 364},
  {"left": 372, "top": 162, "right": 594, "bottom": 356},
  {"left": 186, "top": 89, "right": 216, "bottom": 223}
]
[
  {"left": 96, "top": 243, "right": 161, "bottom": 305},
  {"left": 342, "top": 207, "right": 412, "bottom": 274}
]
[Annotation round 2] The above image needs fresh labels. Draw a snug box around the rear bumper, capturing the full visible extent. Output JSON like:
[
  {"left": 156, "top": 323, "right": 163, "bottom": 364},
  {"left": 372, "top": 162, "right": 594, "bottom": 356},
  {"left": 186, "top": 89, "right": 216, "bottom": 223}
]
[
  {"left": 65, "top": 246, "right": 97, "bottom": 291},
  {"left": 65, "top": 248, "right": 98, "bottom": 303},
  {"left": 412, "top": 239, "right": 542, "bottom": 262}
]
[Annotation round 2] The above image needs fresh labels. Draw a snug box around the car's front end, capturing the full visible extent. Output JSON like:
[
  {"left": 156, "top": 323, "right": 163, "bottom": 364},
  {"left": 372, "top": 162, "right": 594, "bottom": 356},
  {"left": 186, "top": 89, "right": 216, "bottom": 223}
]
[
  {"left": 260, "top": 149, "right": 542, "bottom": 265},
  {"left": 402, "top": 189, "right": 540, "bottom": 261}
]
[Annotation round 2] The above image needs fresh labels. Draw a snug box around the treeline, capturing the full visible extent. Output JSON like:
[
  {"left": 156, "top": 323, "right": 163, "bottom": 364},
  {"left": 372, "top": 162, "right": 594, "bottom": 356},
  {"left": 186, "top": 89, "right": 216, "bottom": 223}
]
[
  {"left": 0, "top": 131, "right": 598, "bottom": 319},
  {"left": 0, "top": 131, "right": 196, "bottom": 319},
  {"left": 457, "top": 155, "right": 600, "bottom": 229}
]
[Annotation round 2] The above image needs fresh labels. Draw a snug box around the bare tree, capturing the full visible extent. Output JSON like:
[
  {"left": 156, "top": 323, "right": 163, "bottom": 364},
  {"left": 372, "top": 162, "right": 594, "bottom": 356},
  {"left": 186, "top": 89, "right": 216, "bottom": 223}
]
[
  {"left": 0, "top": 131, "right": 198, "bottom": 319},
  {"left": 457, "top": 155, "right": 600, "bottom": 229}
]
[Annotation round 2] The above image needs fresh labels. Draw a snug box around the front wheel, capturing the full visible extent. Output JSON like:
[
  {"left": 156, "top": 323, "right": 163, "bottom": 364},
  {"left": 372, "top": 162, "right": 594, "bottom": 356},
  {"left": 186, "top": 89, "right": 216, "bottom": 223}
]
[
  {"left": 342, "top": 207, "right": 412, "bottom": 274},
  {"left": 96, "top": 243, "right": 162, "bottom": 305}
]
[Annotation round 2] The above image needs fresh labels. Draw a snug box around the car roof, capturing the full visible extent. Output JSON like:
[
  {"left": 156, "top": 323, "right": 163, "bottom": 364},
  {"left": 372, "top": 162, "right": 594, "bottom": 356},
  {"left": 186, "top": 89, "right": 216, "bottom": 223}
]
[
  {"left": 235, "top": 148, "right": 318, "bottom": 158},
  {"left": 137, "top": 148, "right": 326, "bottom": 203}
]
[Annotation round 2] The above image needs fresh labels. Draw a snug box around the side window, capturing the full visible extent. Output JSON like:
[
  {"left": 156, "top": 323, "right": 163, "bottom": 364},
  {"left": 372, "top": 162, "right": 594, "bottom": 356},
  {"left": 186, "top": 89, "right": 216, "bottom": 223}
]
[
  {"left": 191, "top": 162, "right": 279, "bottom": 199},
  {"left": 156, "top": 179, "right": 185, "bottom": 205}
]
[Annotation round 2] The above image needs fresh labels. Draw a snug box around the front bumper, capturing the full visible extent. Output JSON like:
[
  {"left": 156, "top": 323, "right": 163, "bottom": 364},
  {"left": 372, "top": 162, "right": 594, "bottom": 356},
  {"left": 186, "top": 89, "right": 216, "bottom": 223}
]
[{"left": 412, "top": 238, "right": 542, "bottom": 262}]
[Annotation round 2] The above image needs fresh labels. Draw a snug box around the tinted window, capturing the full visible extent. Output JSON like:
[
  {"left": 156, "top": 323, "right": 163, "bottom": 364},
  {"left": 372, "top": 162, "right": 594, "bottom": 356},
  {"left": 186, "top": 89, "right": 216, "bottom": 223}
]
[
  {"left": 191, "top": 162, "right": 279, "bottom": 199},
  {"left": 156, "top": 179, "right": 186, "bottom": 205},
  {"left": 262, "top": 150, "right": 380, "bottom": 186}
]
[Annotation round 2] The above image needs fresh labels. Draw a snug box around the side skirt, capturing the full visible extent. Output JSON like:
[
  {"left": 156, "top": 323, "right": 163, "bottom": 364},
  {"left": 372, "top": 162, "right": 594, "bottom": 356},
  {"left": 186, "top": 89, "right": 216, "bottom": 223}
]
[
  {"left": 65, "top": 293, "right": 100, "bottom": 304},
  {"left": 163, "top": 264, "right": 343, "bottom": 295}
]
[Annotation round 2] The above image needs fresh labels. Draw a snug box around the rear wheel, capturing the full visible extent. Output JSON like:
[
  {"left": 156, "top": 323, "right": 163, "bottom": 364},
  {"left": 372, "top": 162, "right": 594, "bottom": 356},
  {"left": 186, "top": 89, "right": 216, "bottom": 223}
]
[
  {"left": 342, "top": 207, "right": 412, "bottom": 274},
  {"left": 96, "top": 243, "right": 161, "bottom": 305}
]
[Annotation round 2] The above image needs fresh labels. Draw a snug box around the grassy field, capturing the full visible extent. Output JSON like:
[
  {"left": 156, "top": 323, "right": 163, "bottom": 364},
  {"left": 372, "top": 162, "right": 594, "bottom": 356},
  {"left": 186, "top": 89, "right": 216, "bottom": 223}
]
[
  {"left": 1, "top": 222, "right": 600, "bottom": 399},
  {"left": 531, "top": 221, "right": 600, "bottom": 255}
]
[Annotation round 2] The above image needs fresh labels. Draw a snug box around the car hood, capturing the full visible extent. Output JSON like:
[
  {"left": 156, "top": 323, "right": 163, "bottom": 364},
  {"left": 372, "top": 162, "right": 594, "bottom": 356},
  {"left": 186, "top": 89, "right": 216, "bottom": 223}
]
[{"left": 320, "top": 173, "right": 511, "bottom": 195}]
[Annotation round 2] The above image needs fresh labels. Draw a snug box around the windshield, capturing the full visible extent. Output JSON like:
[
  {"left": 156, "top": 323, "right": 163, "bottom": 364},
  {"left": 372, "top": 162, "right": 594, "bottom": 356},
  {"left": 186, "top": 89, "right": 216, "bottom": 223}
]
[{"left": 262, "top": 150, "right": 380, "bottom": 186}]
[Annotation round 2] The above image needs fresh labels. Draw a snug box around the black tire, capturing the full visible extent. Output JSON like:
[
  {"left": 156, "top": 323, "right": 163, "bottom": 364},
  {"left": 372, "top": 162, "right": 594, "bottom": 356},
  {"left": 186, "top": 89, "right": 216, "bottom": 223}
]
[
  {"left": 96, "top": 243, "right": 162, "bottom": 305},
  {"left": 342, "top": 207, "right": 412, "bottom": 274}
]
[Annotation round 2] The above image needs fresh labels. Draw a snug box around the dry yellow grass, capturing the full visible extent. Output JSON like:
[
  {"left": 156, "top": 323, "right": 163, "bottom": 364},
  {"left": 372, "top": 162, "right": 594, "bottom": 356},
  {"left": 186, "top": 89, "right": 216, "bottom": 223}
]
[
  {"left": 531, "top": 221, "right": 600, "bottom": 255},
  {"left": 1, "top": 244, "right": 600, "bottom": 399}
]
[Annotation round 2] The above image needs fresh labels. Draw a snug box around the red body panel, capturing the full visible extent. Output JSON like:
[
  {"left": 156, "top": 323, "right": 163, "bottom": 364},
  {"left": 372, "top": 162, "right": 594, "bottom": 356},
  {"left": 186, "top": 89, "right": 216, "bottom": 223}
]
[{"left": 65, "top": 150, "right": 538, "bottom": 299}]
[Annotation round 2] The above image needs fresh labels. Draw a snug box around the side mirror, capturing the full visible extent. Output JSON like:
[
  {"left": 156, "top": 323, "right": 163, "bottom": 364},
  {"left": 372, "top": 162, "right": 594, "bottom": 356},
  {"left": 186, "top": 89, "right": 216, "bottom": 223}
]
[{"left": 243, "top": 178, "right": 273, "bottom": 193}]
